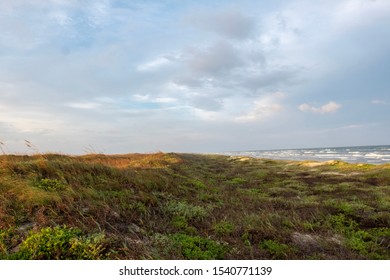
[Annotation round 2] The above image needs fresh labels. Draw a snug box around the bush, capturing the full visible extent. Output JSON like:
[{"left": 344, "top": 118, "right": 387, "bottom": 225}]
[
  {"left": 165, "top": 201, "right": 209, "bottom": 221},
  {"left": 259, "top": 239, "right": 295, "bottom": 259},
  {"left": 171, "top": 233, "right": 228, "bottom": 260},
  {"left": 15, "top": 226, "right": 107, "bottom": 260},
  {"left": 34, "top": 178, "right": 65, "bottom": 191},
  {"left": 213, "top": 221, "right": 235, "bottom": 237}
]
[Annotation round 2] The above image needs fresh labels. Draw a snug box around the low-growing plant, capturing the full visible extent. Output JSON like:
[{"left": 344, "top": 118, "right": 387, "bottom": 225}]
[
  {"left": 346, "top": 230, "right": 371, "bottom": 254},
  {"left": 325, "top": 214, "right": 390, "bottom": 259},
  {"left": 34, "top": 178, "right": 65, "bottom": 191},
  {"left": 170, "top": 233, "right": 228, "bottom": 260},
  {"left": 151, "top": 233, "right": 177, "bottom": 259},
  {"left": 171, "top": 216, "right": 188, "bottom": 230},
  {"left": 326, "top": 214, "right": 356, "bottom": 233},
  {"left": 303, "top": 220, "right": 322, "bottom": 232},
  {"left": 213, "top": 221, "right": 235, "bottom": 237},
  {"left": 165, "top": 201, "right": 210, "bottom": 221},
  {"left": 14, "top": 226, "right": 107, "bottom": 260},
  {"left": 189, "top": 179, "right": 207, "bottom": 189},
  {"left": 229, "top": 177, "right": 247, "bottom": 185},
  {"left": 0, "top": 228, "right": 19, "bottom": 257},
  {"left": 259, "top": 239, "right": 295, "bottom": 259}
]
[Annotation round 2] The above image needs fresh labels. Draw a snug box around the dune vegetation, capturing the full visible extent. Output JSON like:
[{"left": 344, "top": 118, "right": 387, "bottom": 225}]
[{"left": 0, "top": 152, "right": 389, "bottom": 259}]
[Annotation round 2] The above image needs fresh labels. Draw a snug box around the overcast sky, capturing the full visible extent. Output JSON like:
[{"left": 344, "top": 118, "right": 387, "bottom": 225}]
[{"left": 1, "top": 0, "right": 389, "bottom": 154}]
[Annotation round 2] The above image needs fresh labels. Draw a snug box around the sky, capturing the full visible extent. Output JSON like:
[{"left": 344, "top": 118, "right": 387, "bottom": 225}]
[{"left": 0, "top": 0, "right": 389, "bottom": 154}]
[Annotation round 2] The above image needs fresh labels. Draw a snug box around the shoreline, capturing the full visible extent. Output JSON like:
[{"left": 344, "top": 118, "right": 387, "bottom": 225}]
[{"left": 219, "top": 145, "right": 390, "bottom": 165}]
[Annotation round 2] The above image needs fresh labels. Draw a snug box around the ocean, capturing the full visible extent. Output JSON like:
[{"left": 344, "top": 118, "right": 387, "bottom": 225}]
[{"left": 222, "top": 145, "right": 390, "bottom": 165}]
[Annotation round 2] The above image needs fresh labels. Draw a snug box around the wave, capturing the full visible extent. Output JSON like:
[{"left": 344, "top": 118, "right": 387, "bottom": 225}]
[{"left": 222, "top": 145, "right": 390, "bottom": 164}]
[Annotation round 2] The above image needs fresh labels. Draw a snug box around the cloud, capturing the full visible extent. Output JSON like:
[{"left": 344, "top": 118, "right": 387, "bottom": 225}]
[
  {"left": 332, "top": 0, "right": 390, "bottom": 31},
  {"left": 131, "top": 94, "right": 177, "bottom": 105},
  {"left": 372, "top": 99, "right": 387, "bottom": 105},
  {"left": 187, "top": 9, "right": 256, "bottom": 40},
  {"left": 66, "top": 102, "right": 101, "bottom": 109},
  {"left": 240, "top": 67, "right": 301, "bottom": 92},
  {"left": 1, "top": 1, "right": 389, "bottom": 154},
  {"left": 189, "top": 94, "right": 224, "bottom": 111},
  {"left": 187, "top": 41, "right": 242, "bottom": 76},
  {"left": 298, "top": 101, "right": 341, "bottom": 114},
  {"left": 235, "top": 92, "right": 284, "bottom": 122},
  {"left": 0, "top": 103, "right": 64, "bottom": 134},
  {"left": 136, "top": 56, "right": 171, "bottom": 72}
]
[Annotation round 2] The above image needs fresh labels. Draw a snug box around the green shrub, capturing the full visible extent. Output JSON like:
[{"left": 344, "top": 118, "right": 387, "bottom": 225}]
[
  {"left": 213, "top": 221, "right": 235, "bottom": 237},
  {"left": 189, "top": 179, "right": 207, "bottom": 189},
  {"left": 15, "top": 226, "right": 107, "bottom": 260},
  {"left": 326, "top": 214, "right": 390, "bottom": 259},
  {"left": 171, "top": 234, "right": 228, "bottom": 260},
  {"left": 229, "top": 177, "right": 247, "bottom": 185},
  {"left": 346, "top": 230, "right": 371, "bottom": 254},
  {"left": 259, "top": 239, "right": 294, "bottom": 259},
  {"left": 327, "top": 214, "right": 358, "bottom": 233},
  {"left": 172, "top": 216, "right": 188, "bottom": 230},
  {"left": 303, "top": 221, "right": 321, "bottom": 231},
  {"left": 165, "top": 201, "right": 209, "bottom": 221},
  {"left": 151, "top": 233, "right": 177, "bottom": 259},
  {"left": 34, "top": 178, "right": 65, "bottom": 191},
  {"left": 68, "top": 233, "right": 107, "bottom": 259},
  {"left": 345, "top": 229, "right": 390, "bottom": 259}
]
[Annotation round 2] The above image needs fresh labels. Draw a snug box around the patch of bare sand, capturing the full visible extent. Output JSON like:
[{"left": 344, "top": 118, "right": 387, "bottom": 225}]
[
  {"left": 321, "top": 171, "right": 362, "bottom": 176},
  {"left": 291, "top": 232, "right": 343, "bottom": 252},
  {"left": 298, "top": 160, "right": 341, "bottom": 167}
]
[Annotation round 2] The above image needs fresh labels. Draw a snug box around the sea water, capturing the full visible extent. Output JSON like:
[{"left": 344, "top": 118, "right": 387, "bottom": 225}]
[{"left": 222, "top": 145, "right": 390, "bottom": 165}]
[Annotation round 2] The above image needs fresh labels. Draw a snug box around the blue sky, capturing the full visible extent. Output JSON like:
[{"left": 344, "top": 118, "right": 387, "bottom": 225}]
[{"left": 0, "top": 0, "right": 389, "bottom": 154}]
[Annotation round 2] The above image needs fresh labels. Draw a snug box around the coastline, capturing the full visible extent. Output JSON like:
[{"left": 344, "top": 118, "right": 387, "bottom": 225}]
[{"left": 220, "top": 145, "right": 390, "bottom": 165}]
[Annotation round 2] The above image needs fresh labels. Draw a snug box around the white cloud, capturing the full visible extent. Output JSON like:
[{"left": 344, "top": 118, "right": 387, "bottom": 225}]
[
  {"left": 0, "top": 1, "right": 389, "bottom": 154},
  {"left": 132, "top": 94, "right": 150, "bottom": 102},
  {"left": 66, "top": 102, "right": 101, "bottom": 109},
  {"left": 136, "top": 56, "right": 171, "bottom": 72},
  {"left": 131, "top": 94, "right": 176, "bottom": 104},
  {"left": 235, "top": 92, "right": 284, "bottom": 123},
  {"left": 298, "top": 101, "right": 341, "bottom": 114},
  {"left": 154, "top": 97, "right": 177, "bottom": 104},
  {"left": 0, "top": 104, "right": 64, "bottom": 134},
  {"left": 191, "top": 108, "right": 222, "bottom": 121},
  {"left": 332, "top": 0, "right": 390, "bottom": 31},
  {"left": 372, "top": 99, "right": 387, "bottom": 105}
]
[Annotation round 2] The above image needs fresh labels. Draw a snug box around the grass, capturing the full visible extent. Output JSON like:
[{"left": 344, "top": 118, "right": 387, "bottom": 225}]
[{"left": 0, "top": 152, "right": 389, "bottom": 259}]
